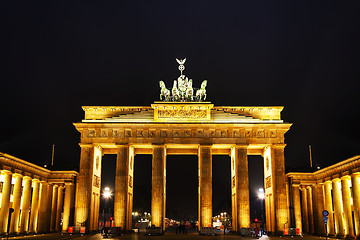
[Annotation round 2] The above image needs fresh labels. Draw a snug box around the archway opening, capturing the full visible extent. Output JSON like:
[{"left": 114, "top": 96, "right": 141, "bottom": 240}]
[
  {"left": 248, "top": 155, "right": 265, "bottom": 225},
  {"left": 100, "top": 154, "right": 116, "bottom": 227},
  {"left": 166, "top": 155, "right": 198, "bottom": 230},
  {"left": 212, "top": 155, "right": 231, "bottom": 229},
  {"left": 133, "top": 154, "right": 152, "bottom": 228}
]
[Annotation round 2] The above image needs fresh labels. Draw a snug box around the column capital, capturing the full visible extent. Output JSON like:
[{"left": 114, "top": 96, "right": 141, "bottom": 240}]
[
  {"left": 64, "top": 182, "right": 74, "bottom": 186},
  {"left": 351, "top": 172, "right": 360, "bottom": 177},
  {"left": 12, "top": 173, "right": 23, "bottom": 178},
  {"left": 292, "top": 183, "right": 301, "bottom": 188},
  {"left": 341, "top": 175, "right": 351, "bottom": 181},
  {"left": 79, "top": 143, "right": 93, "bottom": 148},
  {"left": 116, "top": 144, "right": 129, "bottom": 148},
  {"left": 271, "top": 144, "right": 287, "bottom": 149},
  {"left": 1, "top": 170, "right": 12, "bottom": 175},
  {"left": 23, "top": 176, "right": 32, "bottom": 181},
  {"left": 332, "top": 178, "right": 341, "bottom": 183}
]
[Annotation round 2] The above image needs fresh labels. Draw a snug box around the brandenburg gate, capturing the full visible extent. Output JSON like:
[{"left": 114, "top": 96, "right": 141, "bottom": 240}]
[{"left": 73, "top": 59, "right": 292, "bottom": 234}]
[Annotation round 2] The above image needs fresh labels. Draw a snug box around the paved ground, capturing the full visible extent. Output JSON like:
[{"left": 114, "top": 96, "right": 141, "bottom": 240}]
[{"left": 0, "top": 233, "right": 335, "bottom": 240}]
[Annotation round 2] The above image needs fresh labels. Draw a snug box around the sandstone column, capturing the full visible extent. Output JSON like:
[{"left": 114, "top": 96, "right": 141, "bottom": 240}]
[
  {"left": 324, "top": 181, "right": 335, "bottom": 236},
  {"left": 306, "top": 186, "right": 314, "bottom": 234},
  {"left": 62, "top": 183, "right": 74, "bottom": 232},
  {"left": 74, "top": 144, "right": 93, "bottom": 228},
  {"left": 152, "top": 145, "right": 166, "bottom": 230},
  {"left": 272, "top": 145, "right": 288, "bottom": 234},
  {"left": 45, "top": 183, "right": 54, "bottom": 232},
  {"left": 0, "top": 171, "right": 12, "bottom": 234},
  {"left": 29, "top": 179, "right": 40, "bottom": 233},
  {"left": 50, "top": 185, "right": 58, "bottom": 232},
  {"left": 301, "top": 187, "right": 309, "bottom": 233},
  {"left": 351, "top": 173, "right": 360, "bottom": 237},
  {"left": 314, "top": 184, "right": 326, "bottom": 235},
  {"left": 55, "top": 186, "right": 64, "bottom": 232},
  {"left": 114, "top": 145, "right": 130, "bottom": 230},
  {"left": 341, "top": 176, "right": 355, "bottom": 238},
  {"left": 332, "top": 178, "right": 345, "bottom": 238},
  {"left": 10, "top": 173, "right": 23, "bottom": 234},
  {"left": 292, "top": 184, "right": 302, "bottom": 232},
  {"left": 19, "top": 176, "right": 32, "bottom": 233},
  {"left": 311, "top": 185, "right": 319, "bottom": 233},
  {"left": 37, "top": 181, "right": 48, "bottom": 233},
  {"left": 234, "top": 145, "right": 250, "bottom": 230}
]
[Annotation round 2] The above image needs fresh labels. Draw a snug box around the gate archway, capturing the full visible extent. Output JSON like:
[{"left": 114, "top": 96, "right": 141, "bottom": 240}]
[{"left": 73, "top": 102, "right": 291, "bottom": 234}]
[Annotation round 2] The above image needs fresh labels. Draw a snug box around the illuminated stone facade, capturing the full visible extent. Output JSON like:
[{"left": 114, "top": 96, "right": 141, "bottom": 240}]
[
  {"left": 0, "top": 152, "right": 77, "bottom": 234},
  {"left": 287, "top": 156, "right": 360, "bottom": 238},
  {"left": 74, "top": 102, "right": 292, "bottom": 234}
]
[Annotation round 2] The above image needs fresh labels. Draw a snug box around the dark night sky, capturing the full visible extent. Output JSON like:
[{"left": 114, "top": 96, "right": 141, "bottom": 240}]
[{"left": 3, "top": 1, "right": 360, "bottom": 220}]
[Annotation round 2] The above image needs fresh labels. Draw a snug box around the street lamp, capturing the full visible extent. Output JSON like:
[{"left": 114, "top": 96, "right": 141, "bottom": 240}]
[
  {"left": 258, "top": 188, "right": 265, "bottom": 224},
  {"left": 102, "top": 187, "right": 112, "bottom": 229}
]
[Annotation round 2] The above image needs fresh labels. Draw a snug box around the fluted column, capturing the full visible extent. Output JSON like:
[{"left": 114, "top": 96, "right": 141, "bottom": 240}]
[
  {"left": 55, "top": 186, "right": 64, "bottom": 232},
  {"left": 74, "top": 144, "right": 93, "bottom": 229},
  {"left": 272, "top": 145, "right": 288, "bottom": 234},
  {"left": 114, "top": 145, "right": 130, "bottom": 230},
  {"left": 233, "top": 145, "right": 249, "bottom": 230},
  {"left": 292, "top": 184, "right": 302, "bottom": 232},
  {"left": 301, "top": 187, "right": 309, "bottom": 233},
  {"left": 10, "top": 173, "right": 23, "bottom": 234},
  {"left": 0, "top": 171, "right": 13, "bottom": 234},
  {"left": 198, "top": 145, "right": 212, "bottom": 229},
  {"left": 29, "top": 179, "right": 40, "bottom": 233},
  {"left": 152, "top": 145, "right": 166, "bottom": 230},
  {"left": 341, "top": 176, "right": 355, "bottom": 238},
  {"left": 332, "top": 178, "right": 345, "bottom": 238},
  {"left": 50, "top": 185, "right": 58, "bottom": 232},
  {"left": 19, "top": 176, "right": 32, "bottom": 233},
  {"left": 306, "top": 186, "right": 314, "bottom": 234},
  {"left": 37, "top": 181, "right": 48, "bottom": 233},
  {"left": 324, "top": 181, "right": 335, "bottom": 236},
  {"left": 314, "top": 184, "right": 326, "bottom": 235},
  {"left": 62, "top": 183, "right": 74, "bottom": 232},
  {"left": 351, "top": 173, "right": 360, "bottom": 237},
  {"left": 44, "top": 183, "right": 54, "bottom": 232}
]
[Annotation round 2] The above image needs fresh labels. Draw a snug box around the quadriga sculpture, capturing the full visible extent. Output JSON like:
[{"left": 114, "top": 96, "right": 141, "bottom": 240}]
[
  {"left": 196, "top": 80, "right": 207, "bottom": 101},
  {"left": 172, "top": 80, "right": 180, "bottom": 101},
  {"left": 159, "top": 81, "right": 170, "bottom": 101},
  {"left": 186, "top": 79, "right": 194, "bottom": 101}
]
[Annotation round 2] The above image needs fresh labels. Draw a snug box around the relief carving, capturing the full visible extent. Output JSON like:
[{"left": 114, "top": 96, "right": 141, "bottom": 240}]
[
  {"left": 245, "top": 130, "right": 252, "bottom": 138},
  {"left": 196, "top": 129, "right": 204, "bottom": 137},
  {"left": 233, "top": 129, "right": 240, "bottom": 138},
  {"left": 256, "top": 130, "right": 265, "bottom": 138},
  {"left": 173, "top": 130, "right": 180, "bottom": 138},
  {"left": 184, "top": 130, "right": 192, "bottom": 138},
  {"left": 158, "top": 109, "right": 207, "bottom": 119},
  {"left": 149, "top": 129, "right": 156, "bottom": 138},
  {"left": 125, "top": 129, "right": 132, "bottom": 138},
  {"left": 265, "top": 176, "right": 271, "bottom": 189},
  {"left": 101, "top": 129, "right": 107, "bottom": 137},
  {"left": 93, "top": 175, "right": 100, "bottom": 188},
  {"left": 160, "top": 130, "right": 168, "bottom": 138},
  {"left": 88, "top": 129, "right": 96, "bottom": 138}
]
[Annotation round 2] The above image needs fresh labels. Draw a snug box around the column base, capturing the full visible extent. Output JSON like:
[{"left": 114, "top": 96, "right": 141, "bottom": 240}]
[
  {"left": 336, "top": 233, "right": 345, "bottom": 238},
  {"left": 345, "top": 234, "right": 355, "bottom": 239}
]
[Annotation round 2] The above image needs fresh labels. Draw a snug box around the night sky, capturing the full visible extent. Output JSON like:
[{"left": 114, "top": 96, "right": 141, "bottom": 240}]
[{"left": 3, "top": 1, "right": 360, "bottom": 221}]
